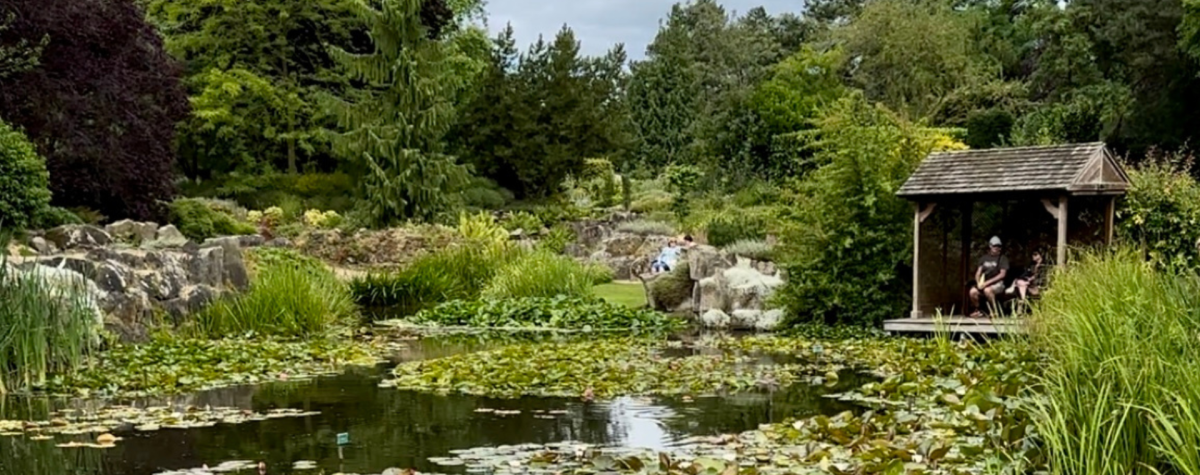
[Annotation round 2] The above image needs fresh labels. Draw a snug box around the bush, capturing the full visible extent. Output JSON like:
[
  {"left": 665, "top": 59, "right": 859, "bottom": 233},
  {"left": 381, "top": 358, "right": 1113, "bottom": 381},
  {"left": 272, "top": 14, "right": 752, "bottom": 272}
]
[
  {"left": 630, "top": 190, "right": 672, "bottom": 213},
  {"left": 706, "top": 213, "right": 768, "bottom": 247},
  {"left": 585, "top": 262, "right": 615, "bottom": 285},
  {"left": 1117, "top": 152, "right": 1200, "bottom": 270},
  {"left": 33, "top": 206, "right": 83, "bottom": 229},
  {"left": 245, "top": 247, "right": 326, "bottom": 277},
  {"left": 194, "top": 249, "right": 356, "bottom": 338},
  {"left": 462, "top": 177, "right": 514, "bottom": 210},
  {"left": 0, "top": 258, "right": 97, "bottom": 393},
  {"left": 482, "top": 250, "right": 597, "bottom": 300},
  {"left": 457, "top": 211, "right": 509, "bottom": 244},
  {"left": 349, "top": 244, "right": 517, "bottom": 319},
  {"left": 168, "top": 198, "right": 257, "bottom": 241},
  {"left": 500, "top": 211, "right": 543, "bottom": 232},
  {"left": 0, "top": 120, "right": 52, "bottom": 231},
  {"left": 617, "top": 219, "right": 675, "bottom": 236},
  {"left": 773, "top": 94, "right": 966, "bottom": 326},
  {"left": 1026, "top": 248, "right": 1200, "bottom": 475},
  {"left": 537, "top": 224, "right": 575, "bottom": 254},
  {"left": 723, "top": 239, "right": 775, "bottom": 261},
  {"left": 410, "top": 296, "right": 678, "bottom": 330},
  {"left": 647, "top": 261, "right": 692, "bottom": 312}
]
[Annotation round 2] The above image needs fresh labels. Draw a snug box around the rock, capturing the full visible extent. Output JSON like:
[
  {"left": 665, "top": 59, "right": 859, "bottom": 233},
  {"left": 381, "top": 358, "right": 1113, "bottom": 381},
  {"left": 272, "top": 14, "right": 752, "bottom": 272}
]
[
  {"left": 17, "top": 264, "right": 106, "bottom": 328},
  {"left": 696, "top": 276, "right": 728, "bottom": 314},
  {"left": 731, "top": 310, "right": 763, "bottom": 329},
  {"left": 238, "top": 234, "right": 266, "bottom": 247},
  {"left": 28, "top": 237, "right": 56, "bottom": 254},
  {"left": 105, "top": 219, "right": 158, "bottom": 244},
  {"left": 757, "top": 309, "right": 784, "bottom": 331},
  {"left": 603, "top": 233, "right": 645, "bottom": 257},
  {"left": 688, "top": 245, "right": 731, "bottom": 281},
  {"left": 162, "top": 285, "right": 223, "bottom": 324},
  {"left": 189, "top": 246, "right": 225, "bottom": 287},
  {"left": 150, "top": 225, "right": 189, "bottom": 247},
  {"left": 265, "top": 237, "right": 291, "bottom": 248},
  {"left": 201, "top": 236, "right": 249, "bottom": 289},
  {"left": 509, "top": 229, "right": 525, "bottom": 240},
  {"left": 701, "top": 309, "right": 731, "bottom": 328},
  {"left": 45, "top": 225, "right": 113, "bottom": 250}
]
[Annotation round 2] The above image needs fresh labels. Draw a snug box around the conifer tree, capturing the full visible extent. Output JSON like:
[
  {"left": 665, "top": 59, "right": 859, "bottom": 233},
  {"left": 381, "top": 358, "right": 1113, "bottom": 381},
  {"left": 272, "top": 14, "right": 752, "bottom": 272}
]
[{"left": 325, "top": 0, "right": 470, "bottom": 226}]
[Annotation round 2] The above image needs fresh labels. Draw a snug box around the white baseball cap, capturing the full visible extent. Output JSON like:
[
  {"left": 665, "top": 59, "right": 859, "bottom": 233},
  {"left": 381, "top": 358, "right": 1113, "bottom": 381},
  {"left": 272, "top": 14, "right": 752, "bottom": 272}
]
[{"left": 989, "top": 236, "right": 1002, "bottom": 246}]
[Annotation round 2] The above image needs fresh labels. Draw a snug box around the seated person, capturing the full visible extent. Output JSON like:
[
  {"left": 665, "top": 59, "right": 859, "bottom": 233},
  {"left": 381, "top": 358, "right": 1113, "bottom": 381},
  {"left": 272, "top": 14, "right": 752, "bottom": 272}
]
[
  {"left": 651, "top": 239, "right": 683, "bottom": 273},
  {"left": 969, "top": 236, "right": 1009, "bottom": 318},
  {"left": 1007, "top": 249, "right": 1046, "bottom": 301},
  {"left": 682, "top": 234, "right": 696, "bottom": 248}
]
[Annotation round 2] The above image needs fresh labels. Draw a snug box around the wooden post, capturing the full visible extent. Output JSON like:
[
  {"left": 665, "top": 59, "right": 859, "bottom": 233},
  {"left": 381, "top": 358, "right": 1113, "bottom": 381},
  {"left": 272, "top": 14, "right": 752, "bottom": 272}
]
[
  {"left": 1057, "top": 195, "right": 1069, "bottom": 265},
  {"left": 912, "top": 203, "right": 921, "bottom": 318},
  {"left": 1104, "top": 195, "right": 1116, "bottom": 246},
  {"left": 960, "top": 202, "right": 973, "bottom": 316}
]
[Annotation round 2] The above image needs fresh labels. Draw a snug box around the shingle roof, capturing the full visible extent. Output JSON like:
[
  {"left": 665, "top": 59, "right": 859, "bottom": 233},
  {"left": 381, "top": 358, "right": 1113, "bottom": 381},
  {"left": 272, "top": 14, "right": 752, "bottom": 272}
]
[{"left": 897, "top": 142, "right": 1130, "bottom": 198}]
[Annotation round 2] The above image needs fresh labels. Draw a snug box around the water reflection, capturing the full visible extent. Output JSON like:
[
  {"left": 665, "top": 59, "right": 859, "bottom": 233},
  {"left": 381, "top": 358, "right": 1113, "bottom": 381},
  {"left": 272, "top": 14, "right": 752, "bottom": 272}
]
[{"left": 0, "top": 336, "right": 868, "bottom": 475}]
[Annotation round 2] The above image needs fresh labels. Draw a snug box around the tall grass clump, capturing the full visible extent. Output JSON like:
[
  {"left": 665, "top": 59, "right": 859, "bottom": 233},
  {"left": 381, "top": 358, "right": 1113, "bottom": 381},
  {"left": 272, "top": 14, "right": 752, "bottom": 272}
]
[
  {"left": 0, "top": 260, "right": 97, "bottom": 393},
  {"left": 194, "top": 250, "right": 356, "bottom": 338},
  {"left": 481, "top": 250, "right": 597, "bottom": 300},
  {"left": 349, "top": 243, "right": 518, "bottom": 318},
  {"left": 1025, "top": 247, "right": 1200, "bottom": 475}
]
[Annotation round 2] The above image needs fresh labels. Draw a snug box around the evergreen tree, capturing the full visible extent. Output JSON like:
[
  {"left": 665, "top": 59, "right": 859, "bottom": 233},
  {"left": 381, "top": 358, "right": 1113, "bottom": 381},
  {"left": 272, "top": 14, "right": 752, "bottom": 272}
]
[{"left": 325, "top": 0, "right": 470, "bottom": 226}]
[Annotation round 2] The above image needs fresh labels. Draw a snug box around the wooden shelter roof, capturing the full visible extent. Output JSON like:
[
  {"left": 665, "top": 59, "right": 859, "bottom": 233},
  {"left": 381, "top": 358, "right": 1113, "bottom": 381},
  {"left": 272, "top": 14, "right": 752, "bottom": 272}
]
[{"left": 897, "top": 142, "right": 1130, "bottom": 199}]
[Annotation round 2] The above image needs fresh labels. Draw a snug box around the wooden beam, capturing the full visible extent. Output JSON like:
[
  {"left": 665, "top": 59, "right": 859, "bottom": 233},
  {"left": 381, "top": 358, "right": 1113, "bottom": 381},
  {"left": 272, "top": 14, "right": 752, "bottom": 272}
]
[
  {"left": 1057, "top": 196, "right": 1069, "bottom": 265},
  {"left": 1041, "top": 198, "right": 1060, "bottom": 219},
  {"left": 918, "top": 203, "right": 937, "bottom": 223},
  {"left": 960, "top": 203, "right": 973, "bottom": 315},
  {"left": 1104, "top": 195, "right": 1116, "bottom": 246},
  {"left": 912, "top": 203, "right": 923, "bottom": 318}
]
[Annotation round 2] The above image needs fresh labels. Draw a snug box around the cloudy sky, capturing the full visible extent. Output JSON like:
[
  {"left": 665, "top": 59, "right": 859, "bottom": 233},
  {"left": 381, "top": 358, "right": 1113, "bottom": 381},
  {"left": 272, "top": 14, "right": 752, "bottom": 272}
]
[{"left": 482, "top": 0, "right": 804, "bottom": 60}]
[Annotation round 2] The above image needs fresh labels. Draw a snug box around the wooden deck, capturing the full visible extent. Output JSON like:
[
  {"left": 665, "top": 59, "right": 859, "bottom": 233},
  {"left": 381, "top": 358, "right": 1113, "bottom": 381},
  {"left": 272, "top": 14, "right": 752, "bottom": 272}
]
[{"left": 883, "top": 316, "right": 1025, "bottom": 335}]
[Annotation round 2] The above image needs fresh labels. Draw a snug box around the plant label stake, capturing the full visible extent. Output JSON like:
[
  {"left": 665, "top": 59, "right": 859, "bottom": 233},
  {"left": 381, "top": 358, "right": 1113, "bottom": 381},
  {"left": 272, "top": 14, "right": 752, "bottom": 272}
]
[{"left": 337, "top": 432, "right": 349, "bottom": 460}]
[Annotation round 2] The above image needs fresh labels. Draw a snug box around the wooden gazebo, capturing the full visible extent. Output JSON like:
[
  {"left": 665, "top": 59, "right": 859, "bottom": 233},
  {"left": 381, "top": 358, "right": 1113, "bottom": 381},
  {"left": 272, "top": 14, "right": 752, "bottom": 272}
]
[{"left": 884, "top": 142, "right": 1130, "bottom": 334}]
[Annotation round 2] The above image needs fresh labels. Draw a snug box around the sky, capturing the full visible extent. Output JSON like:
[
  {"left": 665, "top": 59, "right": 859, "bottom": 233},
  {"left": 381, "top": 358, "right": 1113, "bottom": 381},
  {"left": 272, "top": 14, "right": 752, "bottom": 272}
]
[{"left": 482, "top": 0, "right": 804, "bottom": 60}]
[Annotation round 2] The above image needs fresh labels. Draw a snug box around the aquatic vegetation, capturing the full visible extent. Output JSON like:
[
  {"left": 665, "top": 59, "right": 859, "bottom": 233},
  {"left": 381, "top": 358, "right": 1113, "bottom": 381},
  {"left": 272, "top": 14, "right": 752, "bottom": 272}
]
[
  {"left": 0, "top": 406, "right": 319, "bottom": 448},
  {"left": 1025, "top": 248, "right": 1200, "bottom": 475},
  {"left": 45, "top": 337, "right": 379, "bottom": 398},
  {"left": 408, "top": 297, "right": 680, "bottom": 331},
  {"left": 0, "top": 259, "right": 98, "bottom": 394},
  {"left": 194, "top": 248, "right": 357, "bottom": 338},
  {"left": 385, "top": 338, "right": 825, "bottom": 399}
]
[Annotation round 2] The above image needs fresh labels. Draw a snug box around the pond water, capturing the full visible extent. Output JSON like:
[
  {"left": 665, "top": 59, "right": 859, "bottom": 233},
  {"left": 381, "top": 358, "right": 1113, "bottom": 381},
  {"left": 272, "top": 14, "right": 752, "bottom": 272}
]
[{"left": 0, "top": 336, "right": 867, "bottom": 475}]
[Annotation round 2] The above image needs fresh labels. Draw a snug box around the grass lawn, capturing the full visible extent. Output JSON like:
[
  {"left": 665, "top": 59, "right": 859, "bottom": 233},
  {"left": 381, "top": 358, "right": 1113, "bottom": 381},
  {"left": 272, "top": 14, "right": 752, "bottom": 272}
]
[{"left": 594, "top": 281, "right": 647, "bottom": 308}]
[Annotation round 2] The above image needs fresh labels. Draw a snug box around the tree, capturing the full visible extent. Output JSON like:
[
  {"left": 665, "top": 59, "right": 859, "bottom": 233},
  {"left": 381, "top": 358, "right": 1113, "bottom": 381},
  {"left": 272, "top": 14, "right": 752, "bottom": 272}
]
[
  {"left": 748, "top": 46, "right": 847, "bottom": 177},
  {"left": 451, "top": 25, "right": 630, "bottom": 199},
  {"left": 0, "top": 120, "right": 51, "bottom": 231},
  {"left": 835, "top": 0, "right": 1000, "bottom": 121},
  {"left": 0, "top": 0, "right": 189, "bottom": 221},
  {"left": 325, "top": 0, "right": 471, "bottom": 226},
  {"left": 0, "top": 12, "right": 44, "bottom": 81}
]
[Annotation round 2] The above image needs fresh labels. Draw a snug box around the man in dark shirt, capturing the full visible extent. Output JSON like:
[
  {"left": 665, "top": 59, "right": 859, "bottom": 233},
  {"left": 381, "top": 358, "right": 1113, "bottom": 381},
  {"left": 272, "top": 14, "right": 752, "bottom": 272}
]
[{"left": 969, "top": 236, "right": 1009, "bottom": 317}]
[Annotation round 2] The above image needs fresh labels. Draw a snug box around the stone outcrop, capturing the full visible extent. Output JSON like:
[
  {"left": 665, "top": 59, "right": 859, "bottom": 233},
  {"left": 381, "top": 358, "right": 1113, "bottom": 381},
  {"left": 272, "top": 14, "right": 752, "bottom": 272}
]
[
  {"left": 14, "top": 222, "right": 259, "bottom": 341},
  {"left": 294, "top": 227, "right": 457, "bottom": 269},
  {"left": 640, "top": 245, "right": 786, "bottom": 331}
]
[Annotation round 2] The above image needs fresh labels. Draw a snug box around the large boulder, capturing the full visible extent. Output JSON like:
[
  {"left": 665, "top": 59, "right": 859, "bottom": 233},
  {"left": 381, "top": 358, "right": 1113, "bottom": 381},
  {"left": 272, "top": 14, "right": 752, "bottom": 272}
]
[
  {"left": 603, "top": 233, "right": 645, "bottom": 257},
  {"left": 45, "top": 225, "right": 112, "bottom": 250},
  {"left": 201, "top": 236, "right": 249, "bottom": 290},
  {"left": 105, "top": 219, "right": 158, "bottom": 244},
  {"left": 149, "top": 225, "right": 189, "bottom": 247},
  {"left": 688, "top": 245, "right": 732, "bottom": 281}
]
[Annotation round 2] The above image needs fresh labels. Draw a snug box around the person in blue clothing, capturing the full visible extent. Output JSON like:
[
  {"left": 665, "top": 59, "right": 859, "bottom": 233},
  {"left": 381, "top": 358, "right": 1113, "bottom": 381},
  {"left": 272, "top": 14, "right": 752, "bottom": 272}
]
[{"left": 651, "top": 239, "right": 683, "bottom": 273}]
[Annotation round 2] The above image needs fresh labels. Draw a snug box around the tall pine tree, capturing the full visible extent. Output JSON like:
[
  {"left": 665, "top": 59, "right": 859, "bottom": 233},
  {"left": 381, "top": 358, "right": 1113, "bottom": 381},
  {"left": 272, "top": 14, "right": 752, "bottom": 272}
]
[{"left": 325, "top": 0, "right": 470, "bottom": 226}]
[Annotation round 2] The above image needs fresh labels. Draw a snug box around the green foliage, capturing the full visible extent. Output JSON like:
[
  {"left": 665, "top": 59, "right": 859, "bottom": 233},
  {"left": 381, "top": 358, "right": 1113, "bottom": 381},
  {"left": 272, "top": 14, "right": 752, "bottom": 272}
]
[
  {"left": 963, "top": 108, "right": 1015, "bottom": 149},
  {"left": 0, "top": 259, "right": 97, "bottom": 393},
  {"left": 1117, "top": 152, "right": 1200, "bottom": 270},
  {"left": 1026, "top": 248, "right": 1200, "bottom": 475},
  {"left": 194, "top": 248, "right": 356, "bottom": 338},
  {"left": 451, "top": 26, "right": 630, "bottom": 199},
  {"left": 616, "top": 220, "right": 675, "bottom": 237},
  {"left": 722, "top": 239, "right": 775, "bottom": 262},
  {"left": 181, "top": 172, "right": 358, "bottom": 214},
  {"left": 481, "top": 250, "right": 597, "bottom": 300},
  {"left": 167, "top": 198, "right": 256, "bottom": 241},
  {"left": 500, "top": 211, "right": 543, "bottom": 233},
  {"left": 706, "top": 214, "right": 768, "bottom": 248},
  {"left": 457, "top": 211, "right": 509, "bottom": 244},
  {"left": 409, "top": 297, "right": 676, "bottom": 330},
  {"left": 32, "top": 207, "right": 83, "bottom": 229},
  {"left": 0, "top": 12, "right": 44, "bottom": 81},
  {"left": 47, "top": 337, "right": 376, "bottom": 398},
  {"left": 325, "top": 0, "right": 473, "bottom": 226},
  {"left": 585, "top": 262, "right": 615, "bottom": 285},
  {"left": 537, "top": 224, "right": 575, "bottom": 255},
  {"left": 834, "top": 0, "right": 1000, "bottom": 121},
  {"left": 774, "top": 94, "right": 967, "bottom": 326},
  {"left": 245, "top": 247, "right": 327, "bottom": 276},
  {"left": 0, "top": 120, "right": 51, "bottom": 231},
  {"left": 349, "top": 244, "right": 516, "bottom": 316},
  {"left": 664, "top": 164, "right": 703, "bottom": 221},
  {"left": 647, "top": 261, "right": 692, "bottom": 311}
]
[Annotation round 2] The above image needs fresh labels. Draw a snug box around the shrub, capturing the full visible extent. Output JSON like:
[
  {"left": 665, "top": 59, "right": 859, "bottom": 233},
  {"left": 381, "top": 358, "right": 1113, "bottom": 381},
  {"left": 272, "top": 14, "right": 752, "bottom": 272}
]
[
  {"left": 461, "top": 177, "right": 514, "bottom": 210},
  {"left": 1026, "top": 248, "right": 1200, "bottom": 475},
  {"left": 537, "top": 224, "right": 575, "bottom": 254},
  {"left": 773, "top": 94, "right": 964, "bottom": 326},
  {"left": 723, "top": 239, "right": 775, "bottom": 261},
  {"left": 585, "top": 262, "right": 615, "bottom": 285},
  {"left": 482, "top": 250, "right": 597, "bottom": 300},
  {"left": 168, "top": 198, "right": 257, "bottom": 241},
  {"left": 245, "top": 247, "right": 326, "bottom": 277},
  {"left": 631, "top": 189, "right": 672, "bottom": 213},
  {"left": 0, "top": 258, "right": 97, "bottom": 393},
  {"left": 33, "top": 206, "right": 83, "bottom": 229},
  {"left": 617, "top": 219, "right": 675, "bottom": 236},
  {"left": 706, "top": 214, "right": 768, "bottom": 247},
  {"left": 0, "top": 120, "right": 51, "bottom": 231},
  {"left": 500, "top": 211, "right": 543, "bottom": 232},
  {"left": 1117, "top": 151, "right": 1200, "bottom": 270},
  {"left": 731, "top": 182, "right": 781, "bottom": 208},
  {"left": 303, "top": 209, "right": 343, "bottom": 229},
  {"left": 410, "top": 296, "right": 678, "bottom": 330},
  {"left": 194, "top": 249, "right": 356, "bottom": 338},
  {"left": 647, "top": 261, "right": 692, "bottom": 312},
  {"left": 457, "top": 211, "right": 509, "bottom": 244}
]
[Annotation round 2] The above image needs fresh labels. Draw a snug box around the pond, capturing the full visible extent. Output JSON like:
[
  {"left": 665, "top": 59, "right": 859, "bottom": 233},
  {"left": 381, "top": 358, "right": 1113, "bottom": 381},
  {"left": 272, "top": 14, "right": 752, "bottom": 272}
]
[{"left": 0, "top": 335, "right": 869, "bottom": 475}]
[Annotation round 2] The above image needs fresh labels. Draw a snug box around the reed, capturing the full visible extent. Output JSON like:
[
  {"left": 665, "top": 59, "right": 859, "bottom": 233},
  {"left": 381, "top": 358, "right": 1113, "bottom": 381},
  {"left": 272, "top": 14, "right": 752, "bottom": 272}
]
[{"left": 0, "top": 259, "right": 97, "bottom": 394}]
